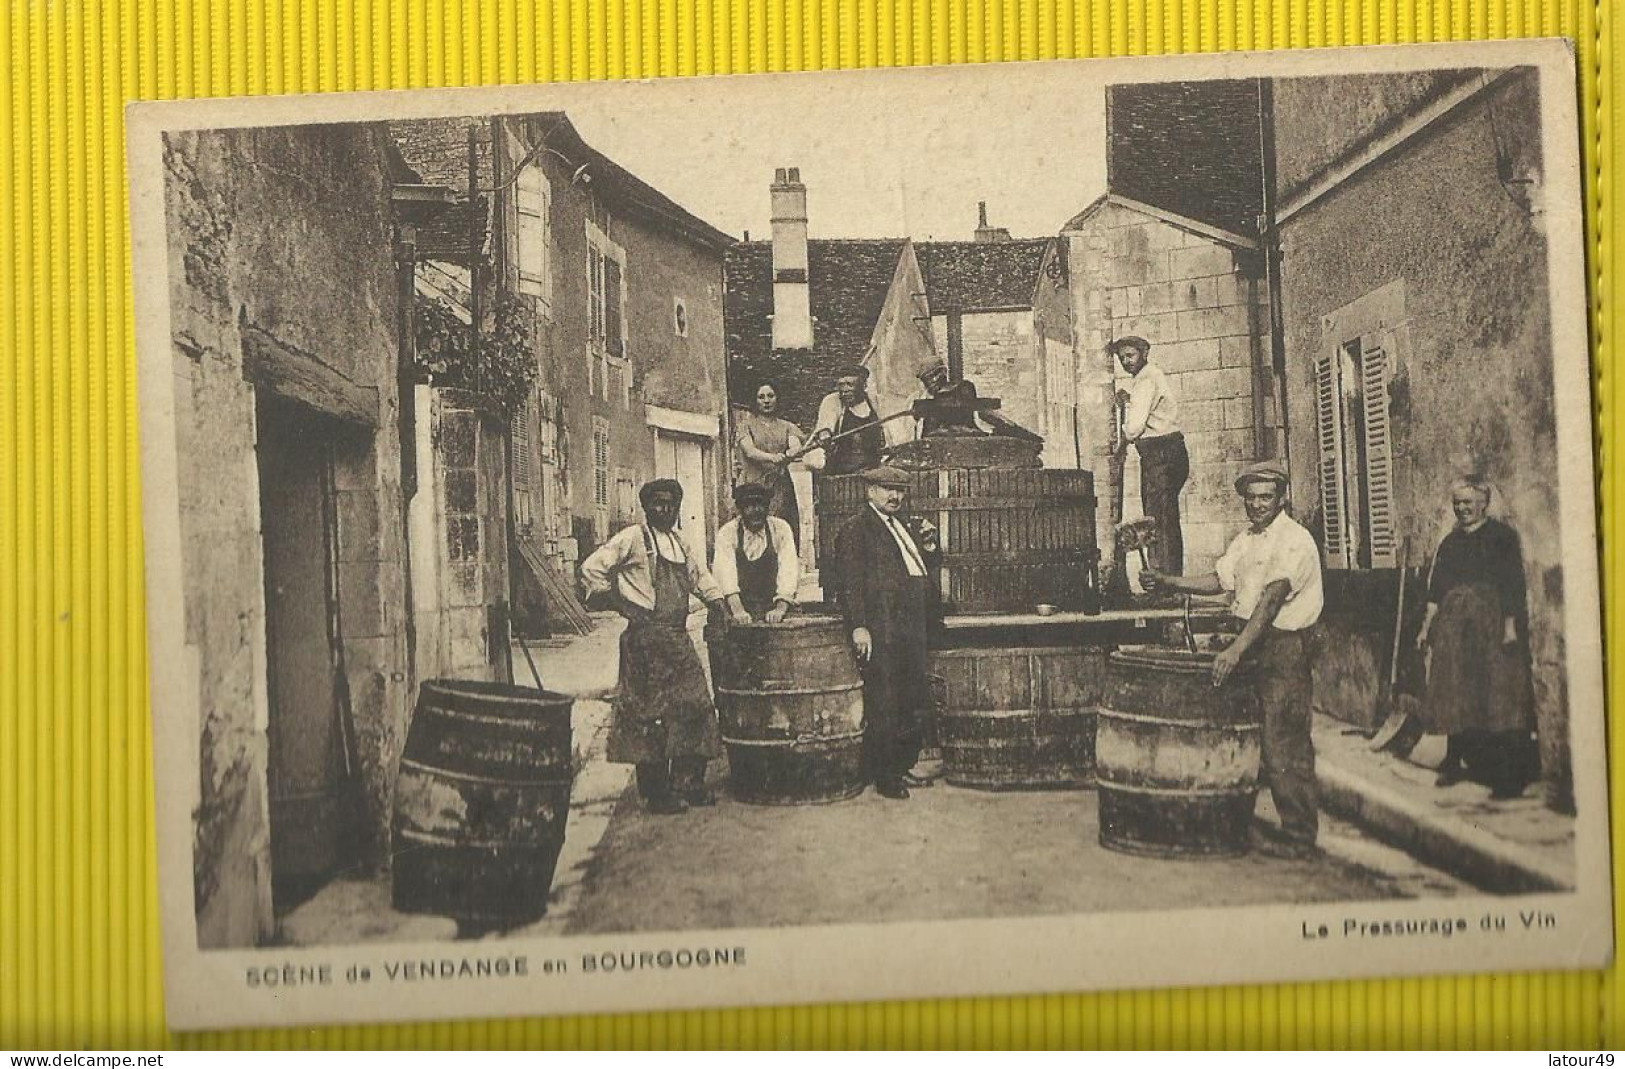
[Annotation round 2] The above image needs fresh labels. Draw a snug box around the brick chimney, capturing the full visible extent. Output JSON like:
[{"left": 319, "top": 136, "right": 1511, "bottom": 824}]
[
  {"left": 770, "top": 167, "right": 814, "bottom": 350},
  {"left": 974, "top": 200, "right": 1011, "bottom": 243}
]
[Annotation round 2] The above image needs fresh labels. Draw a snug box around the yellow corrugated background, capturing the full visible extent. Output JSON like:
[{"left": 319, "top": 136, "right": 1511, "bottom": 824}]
[{"left": 0, "top": 0, "right": 1617, "bottom": 1050}]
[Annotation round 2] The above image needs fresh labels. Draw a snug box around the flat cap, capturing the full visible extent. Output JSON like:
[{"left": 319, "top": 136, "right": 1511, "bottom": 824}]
[
  {"left": 731, "top": 481, "right": 773, "bottom": 504},
  {"left": 1233, "top": 459, "right": 1290, "bottom": 491},
  {"left": 860, "top": 465, "right": 913, "bottom": 488},
  {"left": 835, "top": 363, "right": 871, "bottom": 381},
  {"left": 1108, "top": 335, "right": 1151, "bottom": 355}
]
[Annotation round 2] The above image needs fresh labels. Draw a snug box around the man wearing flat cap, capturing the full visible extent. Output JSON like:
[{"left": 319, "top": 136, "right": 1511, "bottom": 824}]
[
  {"left": 811, "top": 364, "right": 892, "bottom": 476},
  {"left": 834, "top": 466, "right": 941, "bottom": 799},
  {"left": 712, "top": 480, "right": 800, "bottom": 625},
  {"left": 581, "top": 478, "right": 728, "bottom": 814},
  {"left": 1111, "top": 335, "right": 1189, "bottom": 575},
  {"left": 1142, "top": 459, "right": 1324, "bottom": 858}
]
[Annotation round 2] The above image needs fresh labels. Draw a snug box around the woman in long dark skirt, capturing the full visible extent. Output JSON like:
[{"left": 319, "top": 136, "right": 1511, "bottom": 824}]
[{"left": 1416, "top": 476, "right": 1539, "bottom": 799}]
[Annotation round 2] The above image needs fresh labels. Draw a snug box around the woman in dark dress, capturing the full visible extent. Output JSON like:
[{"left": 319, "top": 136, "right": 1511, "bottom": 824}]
[{"left": 1416, "top": 476, "right": 1538, "bottom": 799}]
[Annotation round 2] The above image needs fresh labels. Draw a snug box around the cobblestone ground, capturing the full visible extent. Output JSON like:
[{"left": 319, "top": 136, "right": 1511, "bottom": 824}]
[{"left": 281, "top": 613, "right": 1473, "bottom": 947}]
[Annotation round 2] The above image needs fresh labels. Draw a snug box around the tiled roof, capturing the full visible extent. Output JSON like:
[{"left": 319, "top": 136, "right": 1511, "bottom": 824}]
[
  {"left": 388, "top": 117, "right": 491, "bottom": 264},
  {"left": 388, "top": 114, "right": 734, "bottom": 263},
  {"left": 915, "top": 239, "right": 1052, "bottom": 312},
  {"left": 1106, "top": 79, "right": 1267, "bottom": 239},
  {"left": 724, "top": 239, "right": 905, "bottom": 429}
]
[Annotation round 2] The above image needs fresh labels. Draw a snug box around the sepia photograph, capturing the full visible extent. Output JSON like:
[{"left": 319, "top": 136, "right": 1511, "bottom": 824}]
[{"left": 128, "top": 38, "right": 1609, "bottom": 1030}]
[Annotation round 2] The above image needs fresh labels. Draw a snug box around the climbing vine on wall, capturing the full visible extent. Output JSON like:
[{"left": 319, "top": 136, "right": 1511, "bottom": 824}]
[{"left": 415, "top": 292, "right": 537, "bottom": 419}]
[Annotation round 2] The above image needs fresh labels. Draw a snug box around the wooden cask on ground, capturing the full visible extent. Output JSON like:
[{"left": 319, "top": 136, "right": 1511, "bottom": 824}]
[
  {"left": 392, "top": 679, "right": 573, "bottom": 925},
  {"left": 931, "top": 645, "right": 1103, "bottom": 789},
  {"left": 713, "top": 616, "right": 866, "bottom": 804},
  {"left": 1095, "top": 647, "right": 1261, "bottom": 858}
]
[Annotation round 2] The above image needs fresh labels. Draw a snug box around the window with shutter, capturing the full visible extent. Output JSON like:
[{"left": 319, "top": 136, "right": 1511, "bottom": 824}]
[
  {"left": 516, "top": 165, "right": 549, "bottom": 303},
  {"left": 1359, "top": 337, "right": 1398, "bottom": 567},
  {"left": 1314, "top": 350, "right": 1351, "bottom": 569}
]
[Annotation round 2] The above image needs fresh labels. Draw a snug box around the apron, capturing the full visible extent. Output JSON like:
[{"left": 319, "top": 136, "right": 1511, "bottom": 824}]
[
  {"left": 606, "top": 534, "right": 723, "bottom": 765},
  {"left": 734, "top": 523, "right": 780, "bottom": 618},
  {"left": 704, "top": 523, "right": 782, "bottom": 685},
  {"left": 827, "top": 405, "right": 886, "bottom": 476},
  {"left": 1423, "top": 582, "right": 1535, "bottom": 736}
]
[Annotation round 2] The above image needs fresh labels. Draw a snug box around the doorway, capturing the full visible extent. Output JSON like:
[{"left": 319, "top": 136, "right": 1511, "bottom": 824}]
[
  {"left": 654, "top": 431, "right": 710, "bottom": 544},
  {"left": 257, "top": 397, "right": 354, "bottom": 910}
]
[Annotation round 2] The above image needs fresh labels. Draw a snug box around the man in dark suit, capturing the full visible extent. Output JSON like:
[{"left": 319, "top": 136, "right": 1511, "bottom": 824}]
[{"left": 834, "top": 466, "right": 940, "bottom": 800}]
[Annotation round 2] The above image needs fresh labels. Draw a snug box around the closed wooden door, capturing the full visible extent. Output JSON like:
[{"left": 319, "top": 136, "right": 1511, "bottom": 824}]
[
  {"left": 257, "top": 399, "right": 349, "bottom": 904},
  {"left": 655, "top": 432, "right": 709, "bottom": 543}
]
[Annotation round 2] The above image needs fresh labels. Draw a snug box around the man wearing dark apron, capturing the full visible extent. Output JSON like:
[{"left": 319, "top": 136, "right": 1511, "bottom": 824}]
[
  {"left": 705, "top": 480, "right": 802, "bottom": 690},
  {"left": 580, "top": 479, "right": 727, "bottom": 814},
  {"left": 812, "top": 364, "right": 889, "bottom": 476}
]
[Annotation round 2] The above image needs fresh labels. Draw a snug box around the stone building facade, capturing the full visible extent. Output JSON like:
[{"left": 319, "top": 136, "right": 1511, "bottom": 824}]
[
  {"left": 1062, "top": 194, "right": 1275, "bottom": 577},
  {"left": 393, "top": 114, "right": 733, "bottom": 618},
  {"left": 163, "top": 124, "right": 411, "bottom": 947},
  {"left": 1273, "top": 66, "right": 1572, "bottom": 809}
]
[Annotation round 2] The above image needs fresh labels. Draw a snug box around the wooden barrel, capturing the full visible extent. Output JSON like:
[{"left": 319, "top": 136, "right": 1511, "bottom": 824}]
[
  {"left": 931, "top": 646, "right": 1102, "bottom": 789},
  {"left": 815, "top": 469, "right": 1097, "bottom": 615},
  {"left": 392, "top": 679, "right": 573, "bottom": 925},
  {"left": 1096, "top": 647, "right": 1261, "bottom": 858},
  {"left": 714, "top": 616, "right": 865, "bottom": 804}
]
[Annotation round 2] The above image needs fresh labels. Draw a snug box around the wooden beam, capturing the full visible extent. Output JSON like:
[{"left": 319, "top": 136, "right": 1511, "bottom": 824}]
[{"left": 240, "top": 326, "right": 380, "bottom": 429}]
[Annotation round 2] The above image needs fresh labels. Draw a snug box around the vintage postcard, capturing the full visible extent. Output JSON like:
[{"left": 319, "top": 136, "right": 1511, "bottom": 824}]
[{"left": 128, "top": 38, "right": 1610, "bottom": 1031}]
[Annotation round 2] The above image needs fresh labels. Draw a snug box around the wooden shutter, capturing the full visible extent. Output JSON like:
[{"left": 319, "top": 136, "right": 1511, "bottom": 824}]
[
  {"left": 605, "top": 257, "right": 624, "bottom": 357},
  {"left": 512, "top": 393, "right": 533, "bottom": 526},
  {"left": 1314, "top": 349, "right": 1350, "bottom": 569},
  {"left": 516, "top": 166, "right": 547, "bottom": 297},
  {"left": 1360, "top": 336, "right": 1398, "bottom": 568},
  {"left": 588, "top": 245, "right": 604, "bottom": 342}
]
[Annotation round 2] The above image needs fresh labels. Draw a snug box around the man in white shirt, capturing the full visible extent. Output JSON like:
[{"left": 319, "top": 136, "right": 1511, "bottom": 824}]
[
  {"left": 1142, "top": 459, "right": 1324, "bottom": 858},
  {"left": 711, "top": 481, "right": 800, "bottom": 624},
  {"left": 1112, "top": 336, "right": 1190, "bottom": 574},
  {"left": 810, "top": 364, "right": 894, "bottom": 476},
  {"left": 580, "top": 479, "right": 728, "bottom": 813}
]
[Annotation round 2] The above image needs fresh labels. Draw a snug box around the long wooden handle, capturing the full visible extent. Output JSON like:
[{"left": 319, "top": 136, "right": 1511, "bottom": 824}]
[{"left": 1388, "top": 537, "right": 1411, "bottom": 689}]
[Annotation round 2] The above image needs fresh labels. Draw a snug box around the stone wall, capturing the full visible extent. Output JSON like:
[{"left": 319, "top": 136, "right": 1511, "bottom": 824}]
[
  {"left": 163, "top": 124, "right": 408, "bottom": 946},
  {"left": 1275, "top": 70, "right": 1571, "bottom": 809},
  {"left": 1065, "top": 201, "right": 1273, "bottom": 577}
]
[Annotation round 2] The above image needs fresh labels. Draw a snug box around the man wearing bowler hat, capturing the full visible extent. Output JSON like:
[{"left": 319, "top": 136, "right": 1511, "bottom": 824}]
[
  {"left": 1111, "top": 335, "right": 1189, "bottom": 575},
  {"left": 1141, "top": 459, "right": 1324, "bottom": 858},
  {"left": 834, "top": 466, "right": 941, "bottom": 799}
]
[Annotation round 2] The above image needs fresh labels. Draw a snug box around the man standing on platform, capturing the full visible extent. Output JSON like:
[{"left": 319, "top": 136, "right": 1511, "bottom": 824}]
[
  {"left": 712, "top": 481, "right": 800, "bottom": 624},
  {"left": 1141, "top": 460, "right": 1324, "bottom": 859},
  {"left": 1112, "top": 335, "right": 1190, "bottom": 575},
  {"left": 835, "top": 466, "right": 940, "bottom": 800},
  {"left": 580, "top": 479, "right": 728, "bottom": 815},
  {"left": 811, "top": 364, "right": 891, "bottom": 476}
]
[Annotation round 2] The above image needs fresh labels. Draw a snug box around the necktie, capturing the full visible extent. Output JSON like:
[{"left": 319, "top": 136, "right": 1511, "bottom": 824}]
[{"left": 889, "top": 517, "right": 927, "bottom": 576}]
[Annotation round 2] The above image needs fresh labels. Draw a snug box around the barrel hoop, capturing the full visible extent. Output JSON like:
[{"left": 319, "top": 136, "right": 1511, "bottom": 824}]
[
  {"left": 934, "top": 647, "right": 1105, "bottom": 659},
  {"left": 1096, "top": 708, "right": 1262, "bottom": 732},
  {"left": 722, "top": 729, "right": 865, "bottom": 749},
  {"left": 399, "top": 758, "right": 574, "bottom": 789},
  {"left": 939, "top": 706, "right": 1096, "bottom": 718},
  {"left": 420, "top": 687, "right": 574, "bottom": 717},
  {"left": 717, "top": 682, "right": 864, "bottom": 698},
  {"left": 909, "top": 496, "right": 1096, "bottom": 511},
  {"left": 394, "top": 826, "right": 559, "bottom": 851},
  {"left": 1094, "top": 776, "right": 1257, "bottom": 797},
  {"left": 942, "top": 550, "right": 1089, "bottom": 566},
  {"left": 415, "top": 707, "right": 570, "bottom": 732}
]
